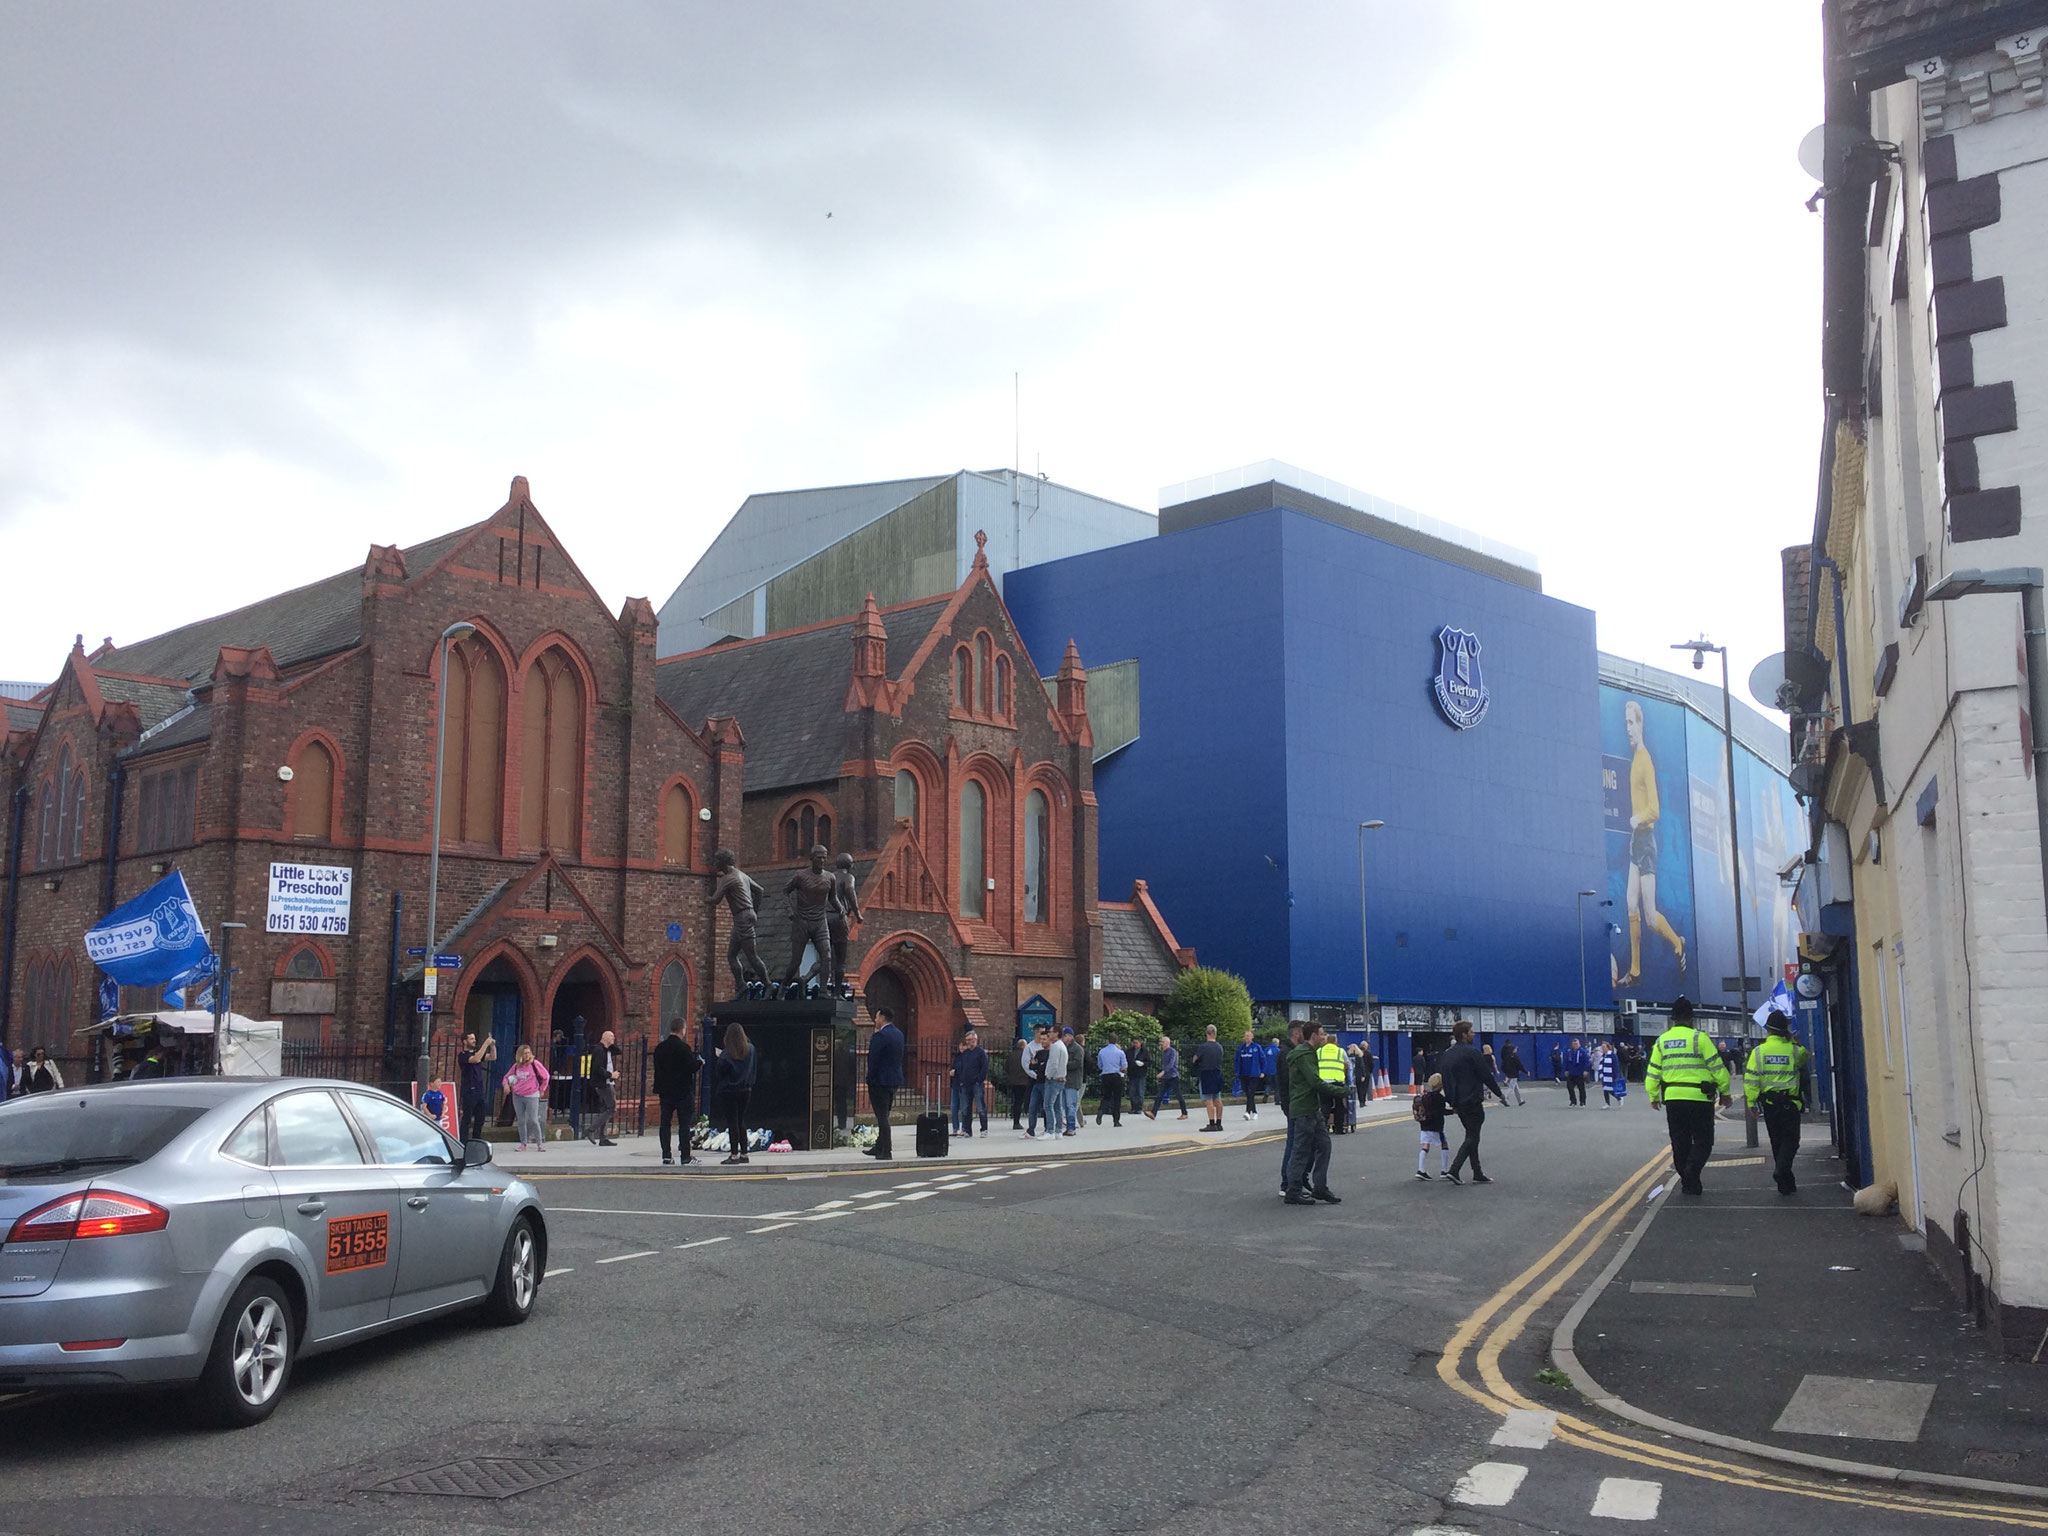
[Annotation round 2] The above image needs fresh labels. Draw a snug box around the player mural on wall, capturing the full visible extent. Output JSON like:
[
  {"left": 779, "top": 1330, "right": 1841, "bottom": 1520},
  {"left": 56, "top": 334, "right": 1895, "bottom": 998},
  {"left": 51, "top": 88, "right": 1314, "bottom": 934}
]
[{"left": 1619, "top": 699, "right": 1686, "bottom": 985}]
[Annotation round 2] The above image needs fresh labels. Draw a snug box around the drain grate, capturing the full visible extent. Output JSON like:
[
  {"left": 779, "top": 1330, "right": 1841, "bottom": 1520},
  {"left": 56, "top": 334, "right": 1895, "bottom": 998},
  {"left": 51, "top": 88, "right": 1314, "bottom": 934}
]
[{"left": 364, "top": 1456, "right": 594, "bottom": 1499}]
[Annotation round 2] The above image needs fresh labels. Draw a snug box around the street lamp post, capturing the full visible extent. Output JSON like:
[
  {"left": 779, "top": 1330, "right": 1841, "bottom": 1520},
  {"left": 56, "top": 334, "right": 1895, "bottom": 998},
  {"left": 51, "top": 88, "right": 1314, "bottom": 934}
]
[
  {"left": 211, "top": 920, "right": 246, "bottom": 1075},
  {"left": 1675, "top": 635, "right": 1755, "bottom": 1147},
  {"left": 421, "top": 621, "right": 476, "bottom": 1104},
  {"left": 1575, "top": 889, "right": 1607, "bottom": 1034},
  {"left": 1357, "top": 819, "right": 1384, "bottom": 1067}
]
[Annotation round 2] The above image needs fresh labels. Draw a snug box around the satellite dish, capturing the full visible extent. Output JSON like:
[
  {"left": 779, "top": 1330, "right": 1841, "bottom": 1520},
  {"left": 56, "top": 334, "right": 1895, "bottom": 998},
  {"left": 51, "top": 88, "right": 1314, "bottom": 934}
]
[
  {"left": 1797, "top": 125, "right": 1829, "bottom": 181},
  {"left": 1750, "top": 651, "right": 1828, "bottom": 712}
]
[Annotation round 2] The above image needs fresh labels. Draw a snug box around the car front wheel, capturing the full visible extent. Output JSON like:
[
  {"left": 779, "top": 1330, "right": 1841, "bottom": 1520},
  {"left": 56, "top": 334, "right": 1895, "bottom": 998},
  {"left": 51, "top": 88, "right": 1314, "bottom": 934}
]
[
  {"left": 481, "top": 1217, "right": 540, "bottom": 1326},
  {"left": 196, "top": 1276, "right": 294, "bottom": 1427}
]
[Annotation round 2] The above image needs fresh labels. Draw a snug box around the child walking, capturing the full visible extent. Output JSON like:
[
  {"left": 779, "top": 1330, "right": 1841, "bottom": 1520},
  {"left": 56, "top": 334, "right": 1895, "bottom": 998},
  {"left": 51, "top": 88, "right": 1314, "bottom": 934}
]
[
  {"left": 1413, "top": 1073, "right": 1450, "bottom": 1179},
  {"left": 1597, "top": 1043, "right": 1627, "bottom": 1107}
]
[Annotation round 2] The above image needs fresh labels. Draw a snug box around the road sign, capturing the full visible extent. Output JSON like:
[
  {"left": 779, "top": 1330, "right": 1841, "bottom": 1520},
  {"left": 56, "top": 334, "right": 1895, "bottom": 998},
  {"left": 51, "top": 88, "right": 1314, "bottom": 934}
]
[
  {"left": 406, "top": 947, "right": 428, "bottom": 957},
  {"left": 434, "top": 953, "right": 463, "bottom": 968},
  {"left": 415, "top": 997, "right": 434, "bottom": 1013},
  {"left": 423, "top": 967, "right": 438, "bottom": 997},
  {"left": 666, "top": 923, "right": 682, "bottom": 944}
]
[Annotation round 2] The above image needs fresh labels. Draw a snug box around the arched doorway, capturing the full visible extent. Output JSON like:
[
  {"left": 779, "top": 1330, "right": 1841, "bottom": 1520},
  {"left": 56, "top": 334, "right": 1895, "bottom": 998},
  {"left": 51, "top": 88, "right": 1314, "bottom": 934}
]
[
  {"left": 462, "top": 955, "right": 526, "bottom": 1117},
  {"left": 863, "top": 966, "right": 914, "bottom": 1047},
  {"left": 549, "top": 955, "right": 613, "bottom": 1051}
]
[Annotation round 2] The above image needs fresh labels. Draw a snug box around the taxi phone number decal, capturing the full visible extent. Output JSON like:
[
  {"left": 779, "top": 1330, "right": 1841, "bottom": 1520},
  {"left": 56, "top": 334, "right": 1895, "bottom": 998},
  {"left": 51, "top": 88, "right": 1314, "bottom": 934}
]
[{"left": 325, "top": 1212, "right": 389, "bottom": 1274}]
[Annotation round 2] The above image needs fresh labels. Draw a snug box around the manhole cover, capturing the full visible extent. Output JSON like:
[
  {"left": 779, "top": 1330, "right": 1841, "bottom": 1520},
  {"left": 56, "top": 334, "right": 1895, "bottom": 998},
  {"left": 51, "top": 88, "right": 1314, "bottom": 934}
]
[
  {"left": 1965, "top": 1450, "right": 2024, "bottom": 1471},
  {"left": 364, "top": 1456, "right": 594, "bottom": 1498}
]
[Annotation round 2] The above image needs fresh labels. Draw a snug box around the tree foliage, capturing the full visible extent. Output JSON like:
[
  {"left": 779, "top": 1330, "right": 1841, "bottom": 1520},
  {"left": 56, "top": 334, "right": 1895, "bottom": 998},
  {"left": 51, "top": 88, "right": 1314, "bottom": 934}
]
[{"left": 1156, "top": 967, "right": 1254, "bottom": 1046}]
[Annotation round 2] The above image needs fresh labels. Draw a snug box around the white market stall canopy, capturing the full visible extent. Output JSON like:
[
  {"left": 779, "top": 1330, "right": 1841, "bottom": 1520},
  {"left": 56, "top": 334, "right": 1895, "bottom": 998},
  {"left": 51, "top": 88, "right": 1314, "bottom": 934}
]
[{"left": 76, "top": 1011, "right": 286, "bottom": 1077}]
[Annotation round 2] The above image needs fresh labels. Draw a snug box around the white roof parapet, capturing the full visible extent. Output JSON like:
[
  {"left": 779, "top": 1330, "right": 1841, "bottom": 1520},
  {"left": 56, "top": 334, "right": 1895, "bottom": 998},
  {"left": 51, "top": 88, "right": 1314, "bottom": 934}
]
[{"left": 1158, "top": 459, "right": 1540, "bottom": 577}]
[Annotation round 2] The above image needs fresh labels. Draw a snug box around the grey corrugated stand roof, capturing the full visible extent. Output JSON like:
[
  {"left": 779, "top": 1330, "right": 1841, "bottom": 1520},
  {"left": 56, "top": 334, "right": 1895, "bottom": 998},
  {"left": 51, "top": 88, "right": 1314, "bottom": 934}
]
[{"left": 655, "top": 597, "right": 948, "bottom": 792}]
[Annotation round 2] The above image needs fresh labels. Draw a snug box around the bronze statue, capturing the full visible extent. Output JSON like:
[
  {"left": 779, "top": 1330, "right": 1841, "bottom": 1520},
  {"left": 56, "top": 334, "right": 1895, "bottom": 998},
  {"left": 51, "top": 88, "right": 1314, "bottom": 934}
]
[
  {"left": 712, "top": 849, "right": 769, "bottom": 997},
  {"left": 828, "top": 852, "right": 863, "bottom": 987},
  {"left": 783, "top": 845, "right": 841, "bottom": 988}
]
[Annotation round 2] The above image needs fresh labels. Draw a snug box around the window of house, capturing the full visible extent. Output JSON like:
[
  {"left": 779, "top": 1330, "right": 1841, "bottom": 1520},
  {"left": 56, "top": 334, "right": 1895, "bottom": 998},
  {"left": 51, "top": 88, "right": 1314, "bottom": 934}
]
[
  {"left": 1025, "top": 788, "right": 1050, "bottom": 923},
  {"left": 975, "top": 634, "right": 992, "bottom": 714},
  {"left": 783, "top": 804, "right": 831, "bottom": 858},
  {"left": 662, "top": 782, "right": 691, "bottom": 865},
  {"left": 54, "top": 744, "right": 87, "bottom": 861},
  {"left": 520, "top": 647, "right": 583, "bottom": 854},
  {"left": 953, "top": 647, "right": 971, "bottom": 710},
  {"left": 893, "top": 768, "right": 918, "bottom": 830},
  {"left": 959, "top": 779, "right": 985, "bottom": 919},
  {"left": 136, "top": 762, "right": 198, "bottom": 854},
  {"left": 24, "top": 956, "right": 72, "bottom": 1052},
  {"left": 659, "top": 960, "right": 688, "bottom": 1032},
  {"left": 292, "top": 740, "right": 334, "bottom": 841},
  {"left": 996, "top": 654, "right": 1013, "bottom": 720},
  {"left": 440, "top": 635, "right": 504, "bottom": 847}
]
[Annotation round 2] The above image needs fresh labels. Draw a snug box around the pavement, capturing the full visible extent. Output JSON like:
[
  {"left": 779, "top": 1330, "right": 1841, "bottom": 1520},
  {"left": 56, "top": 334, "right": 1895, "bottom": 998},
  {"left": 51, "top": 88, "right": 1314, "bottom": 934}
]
[
  {"left": 1557, "top": 1113, "right": 2048, "bottom": 1494},
  {"left": 491, "top": 1091, "right": 1418, "bottom": 1175}
]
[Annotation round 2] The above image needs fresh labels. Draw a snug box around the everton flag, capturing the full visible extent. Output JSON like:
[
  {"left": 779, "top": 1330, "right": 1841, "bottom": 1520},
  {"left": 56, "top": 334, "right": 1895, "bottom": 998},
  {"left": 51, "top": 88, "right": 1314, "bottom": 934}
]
[
  {"left": 82, "top": 870, "right": 214, "bottom": 988},
  {"left": 1752, "top": 980, "right": 1796, "bottom": 1030},
  {"left": 164, "top": 953, "right": 216, "bottom": 1012}
]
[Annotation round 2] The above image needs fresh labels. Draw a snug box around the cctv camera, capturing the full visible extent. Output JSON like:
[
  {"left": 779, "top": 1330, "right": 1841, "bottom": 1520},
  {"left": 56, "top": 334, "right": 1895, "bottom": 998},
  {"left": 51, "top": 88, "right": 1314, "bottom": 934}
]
[{"left": 1692, "top": 650, "right": 1705, "bottom": 671}]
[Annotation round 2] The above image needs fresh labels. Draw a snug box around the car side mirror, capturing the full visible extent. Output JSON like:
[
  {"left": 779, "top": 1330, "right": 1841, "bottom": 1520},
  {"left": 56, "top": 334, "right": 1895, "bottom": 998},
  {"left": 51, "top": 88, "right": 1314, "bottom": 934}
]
[{"left": 462, "top": 1138, "right": 494, "bottom": 1167}]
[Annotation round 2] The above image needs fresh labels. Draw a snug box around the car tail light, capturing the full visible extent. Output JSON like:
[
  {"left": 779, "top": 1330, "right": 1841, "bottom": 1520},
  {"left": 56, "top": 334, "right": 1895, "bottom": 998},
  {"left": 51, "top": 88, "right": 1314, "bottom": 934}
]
[
  {"left": 7, "top": 1192, "right": 170, "bottom": 1244},
  {"left": 59, "top": 1339, "right": 126, "bottom": 1352}
]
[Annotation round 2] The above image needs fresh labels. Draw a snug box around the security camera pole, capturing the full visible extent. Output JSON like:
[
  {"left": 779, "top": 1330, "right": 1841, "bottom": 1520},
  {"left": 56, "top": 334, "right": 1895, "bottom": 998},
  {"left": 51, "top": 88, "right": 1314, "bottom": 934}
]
[
  {"left": 421, "top": 620, "right": 477, "bottom": 1105},
  {"left": 1673, "top": 635, "right": 1754, "bottom": 1147}
]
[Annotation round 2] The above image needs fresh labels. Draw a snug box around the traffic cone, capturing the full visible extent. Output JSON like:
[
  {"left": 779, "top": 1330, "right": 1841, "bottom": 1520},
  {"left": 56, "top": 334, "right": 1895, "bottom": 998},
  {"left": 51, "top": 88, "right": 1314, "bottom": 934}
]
[{"left": 1408, "top": 1069, "right": 1419, "bottom": 1097}]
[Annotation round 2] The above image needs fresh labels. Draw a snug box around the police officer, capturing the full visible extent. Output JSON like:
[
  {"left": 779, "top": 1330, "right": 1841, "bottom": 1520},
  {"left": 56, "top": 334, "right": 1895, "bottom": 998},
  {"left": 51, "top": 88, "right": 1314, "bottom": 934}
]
[
  {"left": 1645, "top": 997, "right": 1730, "bottom": 1195},
  {"left": 1745, "top": 1014, "right": 1813, "bottom": 1195}
]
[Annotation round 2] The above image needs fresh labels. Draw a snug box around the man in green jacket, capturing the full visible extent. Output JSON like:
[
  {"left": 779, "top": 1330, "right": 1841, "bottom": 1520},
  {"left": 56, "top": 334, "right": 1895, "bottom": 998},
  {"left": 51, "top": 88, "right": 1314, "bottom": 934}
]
[
  {"left": 1282, "top": 1025, "right": 1346, "bottom": 1206},
  {"left": 1646, "top": 996, "right": 1731, "bottom": 1195},
  {"left": 1745, "top": 1015, "right": 1813, "bottom": 1195}
]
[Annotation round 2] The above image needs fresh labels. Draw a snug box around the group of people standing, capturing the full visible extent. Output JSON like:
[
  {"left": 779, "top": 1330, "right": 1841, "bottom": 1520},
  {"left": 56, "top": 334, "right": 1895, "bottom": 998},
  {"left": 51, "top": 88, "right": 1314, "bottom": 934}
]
[{"left": 0, "top": 1046, "right": 65, "bottom": 1099}]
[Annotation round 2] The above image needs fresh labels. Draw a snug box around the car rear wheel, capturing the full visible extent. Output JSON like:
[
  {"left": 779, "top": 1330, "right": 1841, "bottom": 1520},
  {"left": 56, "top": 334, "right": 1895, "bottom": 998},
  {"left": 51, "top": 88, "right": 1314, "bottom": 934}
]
[
  {"left": 481, "top": 1217, "right": 539, "bottom": 1326},
  {"left": 196, "top": 1276, "right": 294, "bottom": 1427}
]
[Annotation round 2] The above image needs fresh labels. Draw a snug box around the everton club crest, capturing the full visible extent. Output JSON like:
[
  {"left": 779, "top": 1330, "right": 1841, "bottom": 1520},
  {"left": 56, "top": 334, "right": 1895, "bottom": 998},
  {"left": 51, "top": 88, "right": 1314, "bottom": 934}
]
[{"left": 1432, "top": 626, "right": 1490, "bottom": 729}]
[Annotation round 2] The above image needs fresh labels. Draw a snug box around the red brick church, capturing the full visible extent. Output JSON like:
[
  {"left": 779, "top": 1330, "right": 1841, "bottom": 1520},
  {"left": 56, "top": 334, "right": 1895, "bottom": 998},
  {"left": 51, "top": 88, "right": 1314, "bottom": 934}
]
[{"left": 1, "top": 481, "right": 1190, "bottom": 1074}]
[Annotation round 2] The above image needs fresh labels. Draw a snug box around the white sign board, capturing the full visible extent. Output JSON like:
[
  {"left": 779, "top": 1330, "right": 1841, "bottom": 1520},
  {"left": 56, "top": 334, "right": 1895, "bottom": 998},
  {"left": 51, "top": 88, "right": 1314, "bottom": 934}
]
[{"left": 266, "top": 862, "right": 353, "bottom": 935}]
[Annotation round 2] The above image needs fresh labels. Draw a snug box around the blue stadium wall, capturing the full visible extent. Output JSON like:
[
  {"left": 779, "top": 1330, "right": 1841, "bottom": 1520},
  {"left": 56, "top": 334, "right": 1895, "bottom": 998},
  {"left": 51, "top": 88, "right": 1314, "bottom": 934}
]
[{"left": 1005, "top": 505, "right": 1607, "bottom": 1010}]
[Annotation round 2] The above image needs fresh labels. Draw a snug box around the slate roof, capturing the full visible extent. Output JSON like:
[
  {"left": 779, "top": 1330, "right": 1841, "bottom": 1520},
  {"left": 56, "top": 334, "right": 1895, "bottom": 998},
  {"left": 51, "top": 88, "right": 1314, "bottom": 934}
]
[
  {"left": 126, "top": 703, "right": 213, "bottom": 759},
  {"left": 95, "top": 674, "right": 195, "bottom": 732},
  {"left": 655, "top": 597, "right": 949, "bottom": 792},
  {"left": 94, "top": 526, "right": 476, "bottom": 684},
  {"left": 1838, "top": 0, "right": 2048, "bottom": 60},
  {"left": 3, "top": 697, "right": 42, "bottom": 732},
  {"left": 1101, "top": 906, "right": 1183, "bottom": 998}
]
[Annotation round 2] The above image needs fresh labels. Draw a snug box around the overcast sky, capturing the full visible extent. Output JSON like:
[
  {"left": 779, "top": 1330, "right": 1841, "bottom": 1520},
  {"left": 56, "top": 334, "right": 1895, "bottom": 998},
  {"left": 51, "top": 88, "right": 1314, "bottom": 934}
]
[{"left": 1, "top": 3, "right": 1820, "bottom": 705}]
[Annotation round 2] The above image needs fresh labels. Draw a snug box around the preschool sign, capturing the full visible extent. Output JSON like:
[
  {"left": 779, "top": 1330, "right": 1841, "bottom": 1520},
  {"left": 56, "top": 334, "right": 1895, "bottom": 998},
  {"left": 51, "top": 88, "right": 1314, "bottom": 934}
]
[{"left": 266, "top": 862, "right": 354, "bottom": 936}]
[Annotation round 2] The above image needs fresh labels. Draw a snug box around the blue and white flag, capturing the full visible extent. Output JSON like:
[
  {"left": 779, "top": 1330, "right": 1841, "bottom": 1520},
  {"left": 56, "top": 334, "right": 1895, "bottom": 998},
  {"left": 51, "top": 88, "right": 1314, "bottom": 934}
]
[
  {"left": 96, "top": 973, "right": 120, "bottom": 1022},
  {"left": 1752, "top": 980, "right": 1796, "bottom": 1029},
  {"left": 163, "top": 952, "right": 216, "bottom": 1012},
  {"left": 82, "top": 870, "right": 214, "bottom": 988}
]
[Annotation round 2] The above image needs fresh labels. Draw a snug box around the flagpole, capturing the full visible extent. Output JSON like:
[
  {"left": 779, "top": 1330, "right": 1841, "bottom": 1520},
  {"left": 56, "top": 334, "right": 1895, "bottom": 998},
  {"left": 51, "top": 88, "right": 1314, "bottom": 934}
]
[{"left": 212, "top": 921, "right": 245, "bottom": 1075}]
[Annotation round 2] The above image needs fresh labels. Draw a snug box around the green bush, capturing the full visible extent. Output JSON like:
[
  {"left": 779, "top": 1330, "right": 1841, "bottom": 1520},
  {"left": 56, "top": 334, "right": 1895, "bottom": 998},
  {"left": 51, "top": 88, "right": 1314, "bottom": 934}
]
[
  {"left": 1093, "top": 1009, "right": 1159, "bottom": 1051},
  {"left": 1157, "top": 967, "right": 1254, "bottom": 1049}
]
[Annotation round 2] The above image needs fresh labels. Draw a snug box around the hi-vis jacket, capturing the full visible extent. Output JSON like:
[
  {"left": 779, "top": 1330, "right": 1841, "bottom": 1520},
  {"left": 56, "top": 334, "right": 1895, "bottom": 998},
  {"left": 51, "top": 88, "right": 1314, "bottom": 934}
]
[
  {"left": 1744, "top": 1031, "right": 1812, "bottom": 1109},
  {"left": 1645, "top": 1025, "right": 1730, "bottom": 1104}
]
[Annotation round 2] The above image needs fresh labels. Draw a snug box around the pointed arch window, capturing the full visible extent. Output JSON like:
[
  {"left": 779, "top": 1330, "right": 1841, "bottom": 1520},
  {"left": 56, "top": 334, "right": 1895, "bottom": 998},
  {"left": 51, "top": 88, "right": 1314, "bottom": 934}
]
[
  {"left": 439, "top": 635, "right": 505, "bottom": 846},
  {"left": 520, "top": 647, "right": 584, "bottom": 855},
  {"left": 53, "top": 745, "right": 76, "bottom": 864},
  {"left": 995, "top": 654, "right": 1013, "bottom": 721},
  {"left": 782, "top": 803, "right": 831, "bottom": 859},
  {"left": 1024, "top": 788, "right": 1050, "bottom": 924},
  {"left": 959, "top": 779, "right": 986, "bottom": 919},
  {"left": 34, "top": 778, "right": 56, "bottom": 869},
  {"left": 893, "top": 769, "right": 919, "bottom": 832},
  {"left": 953, "top": 646, "right": 972, "bottom": 710},
  {"left": 662, "top": 782, "right": 691, "bottom": 866},
  {"left": 292, "top": 741, "right": 334, "bottom": 841},
  {"left": 659, "top": 960, "right": 689, "bottom": 1032},
  {"left": 975, "top": 633, "right": 993, "bottom": 714}
]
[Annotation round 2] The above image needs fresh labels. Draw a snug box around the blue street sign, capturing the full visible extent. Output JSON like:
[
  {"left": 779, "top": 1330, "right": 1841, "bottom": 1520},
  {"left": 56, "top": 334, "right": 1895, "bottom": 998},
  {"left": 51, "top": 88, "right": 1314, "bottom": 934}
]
[
  {"left": 666, "top": 922, "right": 682, "bottom": 944},
  {"left": 406, "top": 947, "right": 428, "bottom": 956},
  {"left": 415, "top": 997, "right": 434, "bottom": 1013},
  {"left": 433, "top": 953, "right": 463, "bottom": 968}
]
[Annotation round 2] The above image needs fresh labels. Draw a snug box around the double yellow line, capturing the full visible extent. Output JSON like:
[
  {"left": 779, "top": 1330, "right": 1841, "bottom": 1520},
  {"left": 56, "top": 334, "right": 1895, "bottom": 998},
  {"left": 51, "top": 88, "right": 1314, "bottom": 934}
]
[{"left": 1441, "top": 1154, "right": 2048, "bottom": 1526}]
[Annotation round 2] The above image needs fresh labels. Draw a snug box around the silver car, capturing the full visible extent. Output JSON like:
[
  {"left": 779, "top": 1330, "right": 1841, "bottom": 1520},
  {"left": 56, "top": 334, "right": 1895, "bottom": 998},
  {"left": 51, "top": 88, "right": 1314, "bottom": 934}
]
[{"left": 0, "top": 1077, "right": 546, "bottom": 1425}]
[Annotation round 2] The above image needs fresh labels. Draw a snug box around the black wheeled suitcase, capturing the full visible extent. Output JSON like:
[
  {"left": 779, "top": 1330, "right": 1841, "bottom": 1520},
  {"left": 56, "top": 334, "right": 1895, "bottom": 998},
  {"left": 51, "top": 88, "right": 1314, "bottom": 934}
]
[{"left": 915, "top": 1111, "right": 949, "bottom": 1157}]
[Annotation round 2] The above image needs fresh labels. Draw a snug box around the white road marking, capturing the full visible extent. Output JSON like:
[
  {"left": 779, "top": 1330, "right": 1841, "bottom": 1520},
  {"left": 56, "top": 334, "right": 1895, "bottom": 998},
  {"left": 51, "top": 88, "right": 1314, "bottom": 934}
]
[
  {"left": 1590, "top": 1478, "right": 1662, "bottom": 1520},
  {"left": 1489, "top": 1409, "right": 1556, "bottom": 1449},
  {"left": 596, "top": 1250, "right": 658, "bottom": 1264},
  {"left": 892, "top": 1181, "right": 930, "bottom": 1190},
  {"left": 852, "top": 1189, "right": 893, "bottom": 1199},
  {"left": 809, "top": 1199, "right": 854, "bottom": 1210},
  {"left": 966, "top": 1166, "right": 997, "bottom": 1173},
  {"left": 547, "top": 1206, "right": 758, "bottom": 1220},
  {"left": 974, "top": 1174, "right": 1009, "bottom": 1183},
  {"left": 896, "top": 1190, "right": 940, "bottom": 1201},
  {"left": 856, "top": 1199, "right": 899, "bottom": 1210},
  {"left": 1005, "top": 1166, "right": 1041, "bottom": 1174},
  {"left": 799, "top": 1210, "right": 853, "bottom": 1221},
  {"left": 674, "top": 1236, "right": 731, "bottom": 1251},
  {"left": 543, "top": 1267, "right": 573, "bottom": 1277},
  {"left": 1449, "top": 1462, "right": 1527, "bottom": 1507},
  {"left": 747, "top": 1222, "right": 796, "bottom": 1234},
  {"left": 760, "top": 1210, "right": 802, "bottom": 1218}
]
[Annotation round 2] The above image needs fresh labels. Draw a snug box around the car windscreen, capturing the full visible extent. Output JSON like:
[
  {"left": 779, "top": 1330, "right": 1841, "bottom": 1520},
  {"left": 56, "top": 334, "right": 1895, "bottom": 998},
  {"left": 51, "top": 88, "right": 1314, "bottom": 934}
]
[{"left": 0, "top": 1097, "right": 209, "bottom": 1180}]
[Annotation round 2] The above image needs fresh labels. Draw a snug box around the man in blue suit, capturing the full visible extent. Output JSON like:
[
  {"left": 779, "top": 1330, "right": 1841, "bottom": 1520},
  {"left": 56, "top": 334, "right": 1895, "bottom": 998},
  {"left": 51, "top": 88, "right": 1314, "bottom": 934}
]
[{"left": 865, "top": 1005, "right": 906, "bottom": 1160}]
